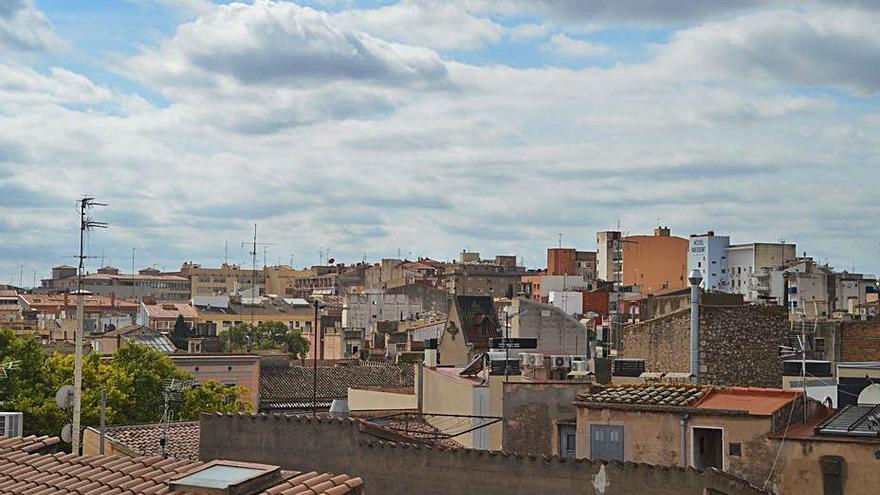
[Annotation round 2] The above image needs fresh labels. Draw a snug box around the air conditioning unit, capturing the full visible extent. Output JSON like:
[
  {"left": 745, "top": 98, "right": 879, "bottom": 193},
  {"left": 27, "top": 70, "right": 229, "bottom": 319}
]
[
  {"left": 571, "top": 360, "right": 590, "bottom": 372},
  {"left": 531, "top": 353, "right": 545, "bottom": 367},
  {"left": 0, "top": 412, "right": 23, "bottom": 437},
  {"left": 551, "top": 355, "right": 570, "bottom": 369}
]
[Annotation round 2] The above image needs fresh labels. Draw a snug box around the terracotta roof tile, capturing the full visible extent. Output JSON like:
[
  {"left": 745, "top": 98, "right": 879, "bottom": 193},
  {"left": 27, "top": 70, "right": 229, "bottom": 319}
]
[
  {"left": 0, "top": 436, "right": 363, "bottom": 495},
  {"left": 95, "top": 421, "right": 200, "bottom": 460},
  {"left": 260, "top": 364, "right": 414, "bottom": 410}
]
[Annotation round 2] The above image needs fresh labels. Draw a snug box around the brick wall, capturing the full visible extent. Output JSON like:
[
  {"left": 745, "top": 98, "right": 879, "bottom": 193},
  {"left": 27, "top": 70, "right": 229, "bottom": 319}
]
[
  {"left": 622, "top": 305, "right": 789, "bottom": 387},
  {"left": 200, "top": 413, "right": 769, "bottom": 495},
  {"left": 840, "top": 319, "right": 880, "bottom": 362}
]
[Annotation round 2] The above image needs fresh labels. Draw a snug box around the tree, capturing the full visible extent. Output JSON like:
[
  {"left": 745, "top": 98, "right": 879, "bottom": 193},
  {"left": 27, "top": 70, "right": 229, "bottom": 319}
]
[
  {"left": 176, "top": 381, "right": 252, "bottom": 420},
  {"left": 170, "top": 315, "right": 192, "bottom": 351},
  {"left": 0, "top": 330, "right": 255, "bottom": 438},
  {"left": 284, "top": 331, "right": 310, "bottom": 360}
]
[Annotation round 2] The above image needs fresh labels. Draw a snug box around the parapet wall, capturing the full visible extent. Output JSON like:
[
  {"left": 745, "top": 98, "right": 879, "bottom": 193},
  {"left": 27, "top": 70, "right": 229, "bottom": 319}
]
[
  {"left": 200, "top": 413, "right": 769, "bottom": 495},
  {"left": 622, "top": 305, "right": 789, "bottom": 387}
]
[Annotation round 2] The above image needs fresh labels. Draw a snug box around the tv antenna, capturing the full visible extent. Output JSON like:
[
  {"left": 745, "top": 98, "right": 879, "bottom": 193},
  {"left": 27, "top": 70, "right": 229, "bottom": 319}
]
[
  {"left": 72, "top": 196, "right": 107, "bottom": 455},
  {"left": 159, "top": 378, "right": 198, "bottom": 458},
  {"left": 240, "top": 224, "right": 273, "bottom": 324}
]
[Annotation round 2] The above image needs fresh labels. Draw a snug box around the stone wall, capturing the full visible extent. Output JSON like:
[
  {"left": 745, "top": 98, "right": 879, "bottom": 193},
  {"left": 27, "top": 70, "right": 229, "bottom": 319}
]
[
  {"left": 622, "top": 305, "right": 789, "bottom": 387},
  {"left": 503, "top": 382, "right": 591, "bottom": 456},
  {"left": 840, "top": 318, "right": 880, "bottom": 362},
  {"left": 200, "top": 413, "right": 769, "bottom": 495}
]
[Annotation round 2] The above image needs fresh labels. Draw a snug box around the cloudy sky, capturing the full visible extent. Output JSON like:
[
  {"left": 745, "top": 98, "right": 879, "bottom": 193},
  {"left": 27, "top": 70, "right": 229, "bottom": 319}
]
[{"left": 1, "top": 0, "right": 879, "bottom": 285}]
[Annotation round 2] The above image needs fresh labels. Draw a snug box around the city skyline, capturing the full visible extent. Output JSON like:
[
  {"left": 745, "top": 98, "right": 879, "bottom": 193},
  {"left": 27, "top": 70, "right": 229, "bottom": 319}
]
[{"left": 2, "top": 0, "right": 879, "bottom": 282}]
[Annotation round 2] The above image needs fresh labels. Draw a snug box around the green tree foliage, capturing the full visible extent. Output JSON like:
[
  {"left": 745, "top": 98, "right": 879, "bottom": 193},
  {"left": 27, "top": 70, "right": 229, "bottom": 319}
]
[
  {"left": 170, "top": 314, "right": 192, "bottom": 351},
  {"left": 223, "top": 321, "right": 309, "bottom": 358},
  {"left": 176, "top": 381, "right": 251, "bottom": 420},
  {"left": 0, "top": 328, "right": 252, "bottom": 438}
]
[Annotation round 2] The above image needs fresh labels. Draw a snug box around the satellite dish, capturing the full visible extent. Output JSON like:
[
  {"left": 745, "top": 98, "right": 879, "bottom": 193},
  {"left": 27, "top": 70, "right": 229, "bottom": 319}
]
[
  {"left": 859, "top": 384, "right": 880, "bottom": 405},
  {"left": 56, "top": 385, "right": 74, "bottom": 410},
  {"left": 327, "top": 258, "right": 335, "bottom": 265},
  {"left": 61, "top": 424, "right": 72, "bottom": 443}
]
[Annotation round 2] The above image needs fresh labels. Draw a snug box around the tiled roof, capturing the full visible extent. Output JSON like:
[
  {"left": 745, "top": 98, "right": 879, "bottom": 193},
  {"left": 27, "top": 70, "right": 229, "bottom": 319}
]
[
  {"left": 143, "top": 302, "right": 198, "bottom": 319},
  {"left": 99, "top": 422, "right": 200, "bottom": 460},
  {"left": 578, "top": 384, "right": 801, "bottom": 415},
  {"left": 21, "top": 294, "right": 139, "bottom": 310},
  {"left": 578, "top": 384, "right": 708, "bottom": 407},
  {"left": 260, "top": 364, "right": 415, "bottom": 410},
  {"left": 0, "top": 435, "right": 363, "bottom": 495}
]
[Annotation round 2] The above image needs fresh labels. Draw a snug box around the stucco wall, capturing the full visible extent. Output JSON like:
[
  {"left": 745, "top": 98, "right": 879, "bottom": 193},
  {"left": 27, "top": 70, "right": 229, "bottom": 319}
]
[
  {"left": 771, "top": 438, "right": 880, "bottom": 495},
  {"left": 348, "top": 388, "right": 417, "bottom": 412},
  {"left": 503, "top": 382, "right": 587, "bottom": 456},
  {"left": 622, "top": 305, "right": 789, "bottom": 388},
  {"left": 200, "top": 413, "right": 769, "bottom": 495},
  {"left": 421, "top": 367, "right": 481, "bottom": 448},
  {"left": 511, "top": 297, "right": 589, "bottom": 355},
  {"left": 575, "top": 407, "right": 776, "bottom": 487}
]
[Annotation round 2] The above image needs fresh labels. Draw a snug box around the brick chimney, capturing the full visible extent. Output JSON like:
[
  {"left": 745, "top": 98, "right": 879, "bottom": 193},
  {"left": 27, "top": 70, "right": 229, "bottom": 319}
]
[
  {"left": 110, "top": 292, "right": 116, "bottom": 307},
  {"left": 654, "top": 226, "right": 671, "bottom": 237},
  {"left": 63, "top": 292, "right": 68, "bottom": 307}
]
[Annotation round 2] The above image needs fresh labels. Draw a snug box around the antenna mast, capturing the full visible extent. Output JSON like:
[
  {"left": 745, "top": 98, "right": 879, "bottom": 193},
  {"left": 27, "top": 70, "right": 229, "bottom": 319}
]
[
  {"left": 241, "top": 224, "right": 273, "bottom": 326},
  {"left": 73, "top": 196, "right": 107, "bottom": 455}
]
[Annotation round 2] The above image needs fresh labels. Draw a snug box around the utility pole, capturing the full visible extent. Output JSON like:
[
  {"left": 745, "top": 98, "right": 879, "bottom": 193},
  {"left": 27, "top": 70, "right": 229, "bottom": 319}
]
[
  {"left": 73, "top": 196, "right": 107, "bottom": 455},
  {"left": 312, "top": 299, "right": 321, "bottom": 417}
]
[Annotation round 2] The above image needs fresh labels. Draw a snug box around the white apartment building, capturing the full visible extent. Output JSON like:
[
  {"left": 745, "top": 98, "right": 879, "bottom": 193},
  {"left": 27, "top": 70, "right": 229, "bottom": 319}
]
[
  {"left": 727, "top": 242, "right": 797, "bottom": 303},
  {"left": 688, "top": 232, "right": 730, "bottom": 292},
  {"left": 596, "top": 231, "right": 622, "bottom": 284}
]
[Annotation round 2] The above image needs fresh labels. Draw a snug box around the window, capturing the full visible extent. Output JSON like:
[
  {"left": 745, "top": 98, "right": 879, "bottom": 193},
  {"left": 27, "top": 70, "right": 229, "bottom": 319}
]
[
  {"left": 728, "top": 442, "right": 742, "bottom": 456},
  {"left": 558, "top": 424, "right": 577, "bottom": 459},
  {"left": 814, "top": 337, "right": 826, "bottom": 352},
  {"left": 590, "top": 424, "right": 624, "bottom": 461}
]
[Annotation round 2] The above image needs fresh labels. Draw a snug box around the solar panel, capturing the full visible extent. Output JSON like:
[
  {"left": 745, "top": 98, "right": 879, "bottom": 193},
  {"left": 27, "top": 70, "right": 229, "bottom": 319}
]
[{"left": 816, "top": 404, "right": 880, "bottom": 437}]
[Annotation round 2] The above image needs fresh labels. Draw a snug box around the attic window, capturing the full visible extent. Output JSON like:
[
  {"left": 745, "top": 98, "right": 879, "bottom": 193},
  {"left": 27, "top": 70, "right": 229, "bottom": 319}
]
[{"left": 170, "top": 460, "right": 281, "bottom": 495}]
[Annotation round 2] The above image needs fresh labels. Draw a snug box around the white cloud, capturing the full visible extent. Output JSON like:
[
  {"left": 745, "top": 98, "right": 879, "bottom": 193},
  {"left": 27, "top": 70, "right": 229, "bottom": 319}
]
[
  {"left": 0, "top": 0, "right": 63, "bottom": 51},
  {"left": 651, "top": 9, "right": 880, "bottom": 95},
  {"left": 540, "top": 33, "right": 609, "bottom": 58},
  {"left": 129, "top": 1, "right": 448, "bottom": 88},
  {"left": 335, "top": 0, "right": 502, "bottom": 51},
  {"left": 1, "top": 0, "right": 879, "bottom": 280}
]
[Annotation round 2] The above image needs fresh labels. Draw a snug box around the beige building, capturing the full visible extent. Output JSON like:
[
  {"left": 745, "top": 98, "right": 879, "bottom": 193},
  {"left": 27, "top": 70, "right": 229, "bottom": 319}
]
[
  {"left": 574, "top": 383, "right": 812, "bottom": 488},
  {"left": 169, "top": 353, "right": 261, "bottom": 408},
  {"left": 178, "top": 262, "right": 262, "bottom": 297},
  {"left": 41, "top": 266, "right": 190, "bottom": 302}
]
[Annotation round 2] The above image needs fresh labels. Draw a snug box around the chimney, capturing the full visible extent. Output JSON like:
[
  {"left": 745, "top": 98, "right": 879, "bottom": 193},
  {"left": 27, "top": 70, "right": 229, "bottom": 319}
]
[
  {"left": 688, "top": 269, "right": 703, "bottom": 384},
  {"left": 63, "top": 292, "right": 68, "bottom": 307},
  {"left": 654, "top": 226, "right": 670, "bottom": 237},
  {"left": 110, "top": 292, "right": 116, "bottom": 307}
]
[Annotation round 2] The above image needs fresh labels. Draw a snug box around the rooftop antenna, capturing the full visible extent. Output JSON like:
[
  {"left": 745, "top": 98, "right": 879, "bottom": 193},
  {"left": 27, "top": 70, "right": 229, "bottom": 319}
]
[
  {"left": 72, "top": 196, "right": 107, "bottom": 455},
  {"left": 225, "top": 241, "right": 228, "bottom": 265},
  {"left": 159, "top": 378, "right": 198, "bottom": 458},
  {"left": 131, "top": 247, "right": 137, "bottom": 301},
  {"left": 558, "top": 233, "right": 562, "bottom": 249},
  {"left": 241, "top": 224, "right": 273, "bottom": 325}
]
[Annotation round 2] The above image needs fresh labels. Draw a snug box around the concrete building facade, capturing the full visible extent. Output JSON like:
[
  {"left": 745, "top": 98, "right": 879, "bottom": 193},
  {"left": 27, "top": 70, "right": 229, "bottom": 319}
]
[
  {"left": 727, "top": 243, "right": 797, "bottom": 303},
  {"left": 688, "top": 232, "right": 730, "bottom": 292}
]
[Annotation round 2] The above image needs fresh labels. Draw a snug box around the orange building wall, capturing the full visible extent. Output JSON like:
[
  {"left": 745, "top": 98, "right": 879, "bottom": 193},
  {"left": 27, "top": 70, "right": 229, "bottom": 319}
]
[{"left": 622, "top": 235, "right": 688, "bottom": 293}]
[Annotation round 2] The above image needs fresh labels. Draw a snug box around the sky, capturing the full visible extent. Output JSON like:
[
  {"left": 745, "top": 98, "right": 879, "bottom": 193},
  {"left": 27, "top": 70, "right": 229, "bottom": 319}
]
[{"left": 1, "top": 0, "right": 879, "bottom": 286}]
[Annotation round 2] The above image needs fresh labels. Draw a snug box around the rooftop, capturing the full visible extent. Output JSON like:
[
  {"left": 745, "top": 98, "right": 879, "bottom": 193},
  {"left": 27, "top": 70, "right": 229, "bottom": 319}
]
[
  {"left": 260, "top": 363, "right": 415, "bottom": 410},
  {"left": 95, "top": 421, "right": 200, "bottom": 460},
  {"left": 21, "top": 294, "right": 139, "bottom": 310},
  {"left": 142, "top": 302, "right": 199, "bottom": 319},
  {"left": 0, "top": 434, "right": 363, "bottom": 495},
  {"left": 577, "top": 384, "right": 801, "bottom": 415}
]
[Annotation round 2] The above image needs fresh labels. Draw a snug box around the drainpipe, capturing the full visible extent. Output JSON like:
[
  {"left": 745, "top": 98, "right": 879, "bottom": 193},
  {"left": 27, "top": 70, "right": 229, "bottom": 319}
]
[
  {"left": 680, "top": 413, "right": 690, "bottom": 467},
  {"left": 417, "top": 361, "right": 424, "bottom": 413},
  {"left": 688, "top": 270, "right": 703, "bottom": 384}
]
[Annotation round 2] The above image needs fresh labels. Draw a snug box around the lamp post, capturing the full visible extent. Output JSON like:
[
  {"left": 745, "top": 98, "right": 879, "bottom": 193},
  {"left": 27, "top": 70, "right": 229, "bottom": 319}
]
[{"left": 688, "top": 269, "right": 703, "bottom": 384}]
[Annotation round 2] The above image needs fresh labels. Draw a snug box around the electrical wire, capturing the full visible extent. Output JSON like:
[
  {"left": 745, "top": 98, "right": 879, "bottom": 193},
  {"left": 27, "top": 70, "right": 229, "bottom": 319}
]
[{"left": 762, "top": 395, "right": 796, "bottom": 490}]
